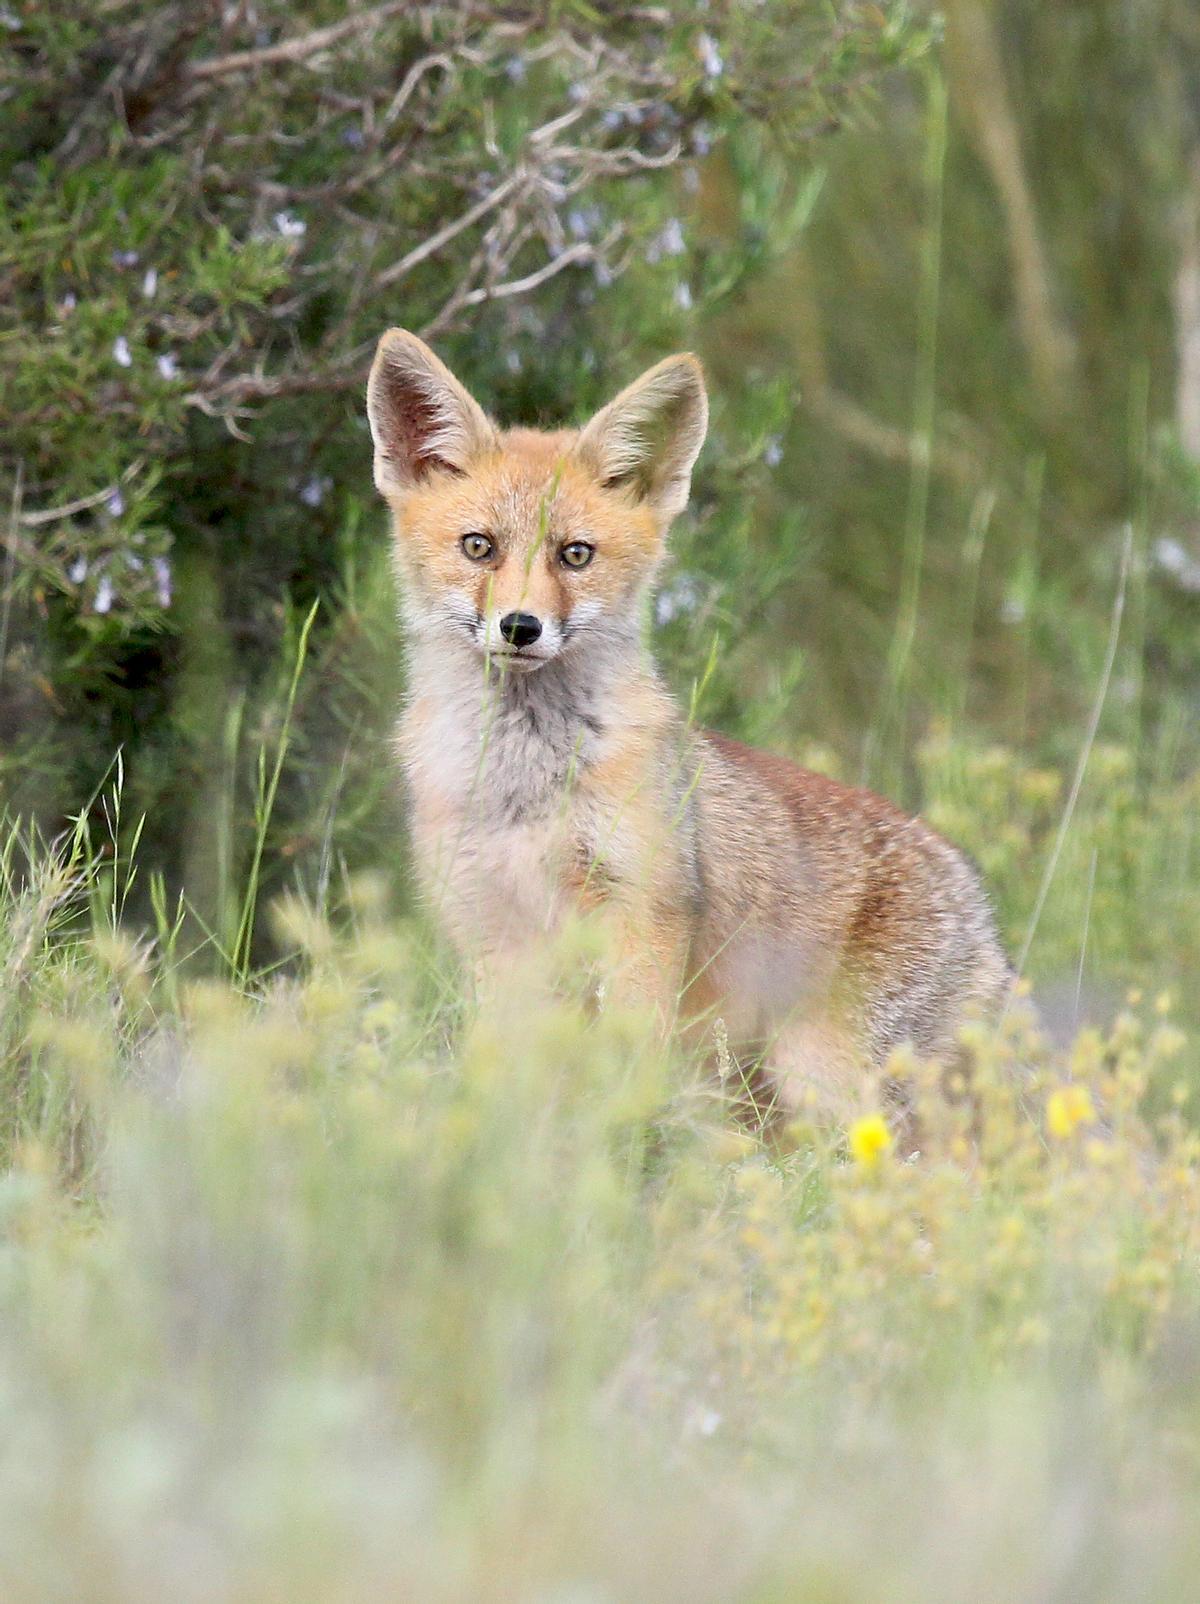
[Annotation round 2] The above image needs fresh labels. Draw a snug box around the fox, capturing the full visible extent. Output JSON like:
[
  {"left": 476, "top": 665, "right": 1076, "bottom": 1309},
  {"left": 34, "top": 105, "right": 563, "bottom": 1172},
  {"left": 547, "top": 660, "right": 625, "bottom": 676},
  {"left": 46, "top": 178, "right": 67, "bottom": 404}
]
[{"left": 366, "top": 328, "right": 1011, "bottom": 1119}]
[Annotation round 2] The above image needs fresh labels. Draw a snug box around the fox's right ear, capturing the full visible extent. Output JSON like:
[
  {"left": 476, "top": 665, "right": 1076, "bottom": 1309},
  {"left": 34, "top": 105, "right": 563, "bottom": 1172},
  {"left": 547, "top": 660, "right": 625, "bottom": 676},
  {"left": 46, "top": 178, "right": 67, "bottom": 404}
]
[
  {"left": 366, "top": 329, "right": 497, "bottom": 499},
  {"left": 575, "top": 353, "right": 708, "bottom": 529}
]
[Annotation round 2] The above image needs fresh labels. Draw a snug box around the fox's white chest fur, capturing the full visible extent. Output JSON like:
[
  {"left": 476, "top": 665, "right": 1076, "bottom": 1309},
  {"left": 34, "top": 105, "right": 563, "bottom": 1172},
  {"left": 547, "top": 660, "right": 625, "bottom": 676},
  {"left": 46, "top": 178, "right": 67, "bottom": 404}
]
[{"left": 400, "top": 639, "right": 631, "bottom": 955}]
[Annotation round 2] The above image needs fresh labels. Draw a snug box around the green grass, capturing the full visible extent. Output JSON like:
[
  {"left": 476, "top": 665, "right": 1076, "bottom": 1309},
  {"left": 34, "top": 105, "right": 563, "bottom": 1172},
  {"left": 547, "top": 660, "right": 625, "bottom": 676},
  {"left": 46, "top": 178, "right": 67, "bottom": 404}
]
[{"left": 0, "top": 719, "right": 1199, "bottom": 1600}]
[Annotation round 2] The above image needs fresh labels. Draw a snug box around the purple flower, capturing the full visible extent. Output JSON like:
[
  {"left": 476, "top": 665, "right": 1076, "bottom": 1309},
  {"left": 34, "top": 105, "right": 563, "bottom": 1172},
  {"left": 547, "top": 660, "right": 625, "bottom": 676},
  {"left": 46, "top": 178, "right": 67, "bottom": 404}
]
[
  {"left": 298, "top": 474, "right": 332, "bottom": 508},
  {"left": 655, "top": 573, "right": 703, "bottom": 626}
]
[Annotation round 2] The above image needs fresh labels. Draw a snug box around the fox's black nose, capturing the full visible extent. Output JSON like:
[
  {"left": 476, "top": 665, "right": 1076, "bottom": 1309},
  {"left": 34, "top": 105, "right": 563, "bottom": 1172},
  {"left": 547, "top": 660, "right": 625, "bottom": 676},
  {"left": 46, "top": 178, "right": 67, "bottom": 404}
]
[{"left": 498, "top": 612, "right": 542, "bottom": 648}]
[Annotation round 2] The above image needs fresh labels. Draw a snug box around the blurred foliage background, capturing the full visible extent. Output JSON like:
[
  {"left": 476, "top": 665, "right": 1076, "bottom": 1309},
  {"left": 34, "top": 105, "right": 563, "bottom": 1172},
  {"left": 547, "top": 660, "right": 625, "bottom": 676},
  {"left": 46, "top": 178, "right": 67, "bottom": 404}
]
[{"left": 3, "top": 0, "right": 1200, "bottom": 991}]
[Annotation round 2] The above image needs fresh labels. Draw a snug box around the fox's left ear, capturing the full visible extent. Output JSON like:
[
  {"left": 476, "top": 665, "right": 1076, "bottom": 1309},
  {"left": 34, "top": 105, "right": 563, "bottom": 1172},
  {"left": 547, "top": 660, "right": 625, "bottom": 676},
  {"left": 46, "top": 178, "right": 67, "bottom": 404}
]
[
  {"left": 366, "top": 328, "right": 497, "bottom": 500},
  {"left": 576, "top": 354, "right": 708, "bottom": 527}
]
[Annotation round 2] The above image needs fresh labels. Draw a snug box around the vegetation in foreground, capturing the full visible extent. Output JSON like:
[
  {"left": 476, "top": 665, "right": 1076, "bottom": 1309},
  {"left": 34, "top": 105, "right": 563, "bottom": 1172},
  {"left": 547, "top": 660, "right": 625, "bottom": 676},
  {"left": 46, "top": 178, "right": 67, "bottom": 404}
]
[{"left": 1, "top": 733, "right": 1198, "bottom": 1602}]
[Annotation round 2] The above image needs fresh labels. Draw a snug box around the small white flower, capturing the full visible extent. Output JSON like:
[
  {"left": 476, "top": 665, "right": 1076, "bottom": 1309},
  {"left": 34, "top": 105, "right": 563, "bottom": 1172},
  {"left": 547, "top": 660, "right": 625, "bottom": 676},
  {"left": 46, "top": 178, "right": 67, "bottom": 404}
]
[
  {"left": 113, "top": 335, "right": 133, "bottom": 368},
  {"left": 674, "top": 281, "right": 694, "bottom": 311},
  {"left": 763, "top": 434, "right": 783, "bottom": 467},
  {"left": 505, "top": 350, "right": 522, "bottom": 374},
  {"left": 68, "top": 556, "right": 88, "bottom": 585},
  {"left": 273, "top": 211, "right": 306, "bottom": 239},
  {"left": 141, "top": 267, "right": 158, "bottom": 299},
  {"left": 697, "top": 32, "right": 724, "bottom": 79},
  {"left": 568, "top": 206, "right": 602, "bottom": 240},
  {"left": 0, "top": 9, "right": 22, "bottom": 30},
  {"left": 660, "top": 218, "right": 686, "bottom": 256},
  {"left": 152, "top": 556, "right": 172, "bottom": 607},
  {"left": 156, "top": 352, "right": 179, "bottom": 380},
  {"left": 504, "top": 55, "right": 526, "bottom": 82},
  {"left": 112, "top": 249, "right": 139, "bottom": 269},
  {"left": 105, "top": 489, "right": 126, "bottom": 518},
  {"left": 655, "top": 573, "right": 702, "bottom": 626},
  {"left": 58, "top": 291, "right": 77, "bottom": 314},
  {"left": 684, "top": 1400, "right": 723, "bottom": 1438},
  {"left": 1000, "top": 594, "right": 1027, "bottom": 624},
  {"left": 1153, "top": 535, "right": 1200, "bottom": 592},
  {"left": 93, "top": 575, "right": 115, "bottom": 615}
]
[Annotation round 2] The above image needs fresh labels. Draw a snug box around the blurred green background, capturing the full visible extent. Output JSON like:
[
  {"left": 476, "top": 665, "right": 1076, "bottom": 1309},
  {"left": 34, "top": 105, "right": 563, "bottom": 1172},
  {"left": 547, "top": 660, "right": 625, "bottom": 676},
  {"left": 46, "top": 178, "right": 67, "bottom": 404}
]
[{"left": 3, "top": 0, "right": 1199, "bottom": 994}]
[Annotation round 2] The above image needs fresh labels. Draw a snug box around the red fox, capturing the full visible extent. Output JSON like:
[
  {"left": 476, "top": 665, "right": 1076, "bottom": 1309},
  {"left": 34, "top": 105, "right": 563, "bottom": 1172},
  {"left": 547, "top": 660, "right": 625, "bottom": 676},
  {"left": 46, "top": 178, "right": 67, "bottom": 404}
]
[{"left": 366, "top": 329, "right": 1011, "bottom": 1117}]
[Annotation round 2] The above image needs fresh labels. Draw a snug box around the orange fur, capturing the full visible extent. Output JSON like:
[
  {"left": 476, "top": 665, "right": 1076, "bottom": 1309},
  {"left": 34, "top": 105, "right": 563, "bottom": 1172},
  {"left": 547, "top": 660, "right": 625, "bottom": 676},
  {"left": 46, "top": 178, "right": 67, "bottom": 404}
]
[{"left": 366, "top": 330, "right": 1011, "bottom": 1118}]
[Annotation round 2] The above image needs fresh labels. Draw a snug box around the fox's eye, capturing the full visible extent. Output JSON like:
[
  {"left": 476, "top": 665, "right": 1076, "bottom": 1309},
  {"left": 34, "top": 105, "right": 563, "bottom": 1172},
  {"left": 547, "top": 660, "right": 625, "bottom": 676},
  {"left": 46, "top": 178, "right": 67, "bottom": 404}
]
[
  {"left": 461, "top": 533, "right": 494, "bottom": 562},
  {"left": 560, "top": 541, "right": 594, "bottom": 569}
]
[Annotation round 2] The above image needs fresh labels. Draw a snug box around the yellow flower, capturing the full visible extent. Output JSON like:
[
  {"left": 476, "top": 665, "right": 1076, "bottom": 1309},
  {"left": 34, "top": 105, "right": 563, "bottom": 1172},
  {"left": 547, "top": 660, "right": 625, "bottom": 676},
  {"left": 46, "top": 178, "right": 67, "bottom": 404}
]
[
  {"left": 849, "top": 1114, "right": 893, "bottom": 1168},
  {"left": 1046, "top": 1084, "right": 1097, "bottom": 1139}
]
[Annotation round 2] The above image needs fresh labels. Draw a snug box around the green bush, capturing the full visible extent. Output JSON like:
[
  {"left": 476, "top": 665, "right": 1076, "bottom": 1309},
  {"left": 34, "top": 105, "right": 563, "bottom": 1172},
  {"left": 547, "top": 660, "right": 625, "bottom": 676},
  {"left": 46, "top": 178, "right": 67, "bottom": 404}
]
[{"left": 1, "top": 0, "right": 928, "bottom": 945}]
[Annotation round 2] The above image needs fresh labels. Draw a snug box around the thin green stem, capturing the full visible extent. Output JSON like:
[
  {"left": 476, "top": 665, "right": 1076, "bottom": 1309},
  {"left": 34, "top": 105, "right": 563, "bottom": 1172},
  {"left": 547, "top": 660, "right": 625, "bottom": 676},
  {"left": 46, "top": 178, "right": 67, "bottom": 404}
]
[
  {"left": 232, "top": 599, "right": 320, "bottom": 983},
  {"left": 866, "top": 66, "right": 948, "bottom": 792}
]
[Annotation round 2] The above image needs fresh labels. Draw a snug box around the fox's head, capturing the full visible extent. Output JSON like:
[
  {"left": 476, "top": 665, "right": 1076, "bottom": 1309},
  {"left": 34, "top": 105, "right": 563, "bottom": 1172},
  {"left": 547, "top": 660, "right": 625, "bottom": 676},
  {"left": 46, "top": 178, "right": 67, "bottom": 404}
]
[{"left": 366, "top": 330, "right": 707, "bottom": 673}]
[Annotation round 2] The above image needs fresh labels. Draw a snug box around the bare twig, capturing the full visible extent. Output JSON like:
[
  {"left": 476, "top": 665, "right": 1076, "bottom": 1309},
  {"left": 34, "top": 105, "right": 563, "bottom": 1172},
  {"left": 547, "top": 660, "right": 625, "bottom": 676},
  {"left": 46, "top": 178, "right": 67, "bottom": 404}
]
[
  {"left": 375, "top": 172, "right": 525, "bottom": 289},
  {"left": 805, "top": 386, "right": 980, "bottom": 489},
  {"left": 19, "top": 484, "right": 120, "bottom": 528},
  {"left": 943, "top": 0, "right": 1075, "bottom": 408},
  {"left": 458, "top": 237, "right": 605, "bottom": 306},
  {"left": 187, "top": 1, "right": 410, "bottom": 81},
  {"left": 381, "top": 50, "right": 455, "bottom": 126},
  {"left": 183, "top": 350, "right": 374, "bottom": 414}
]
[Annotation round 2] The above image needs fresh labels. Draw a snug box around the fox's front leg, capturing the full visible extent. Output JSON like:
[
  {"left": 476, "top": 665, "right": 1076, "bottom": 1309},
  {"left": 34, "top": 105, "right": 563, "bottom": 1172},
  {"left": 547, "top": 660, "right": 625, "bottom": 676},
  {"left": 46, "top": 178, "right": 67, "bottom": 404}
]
[
  {"left": 571, "top": 879, "right": 692, "bottom": 1034},
  {"left": 610, "top": 909, "right": 691, "bottom": 1030}
]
